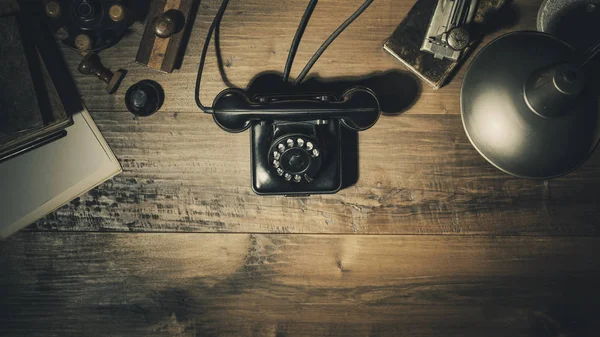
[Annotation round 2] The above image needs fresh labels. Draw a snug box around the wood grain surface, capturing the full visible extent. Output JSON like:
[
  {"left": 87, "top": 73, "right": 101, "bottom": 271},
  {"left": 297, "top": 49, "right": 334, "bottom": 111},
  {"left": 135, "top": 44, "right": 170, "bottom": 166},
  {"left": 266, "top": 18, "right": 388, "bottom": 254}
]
[
  {"left": 3, "top": 2, "right": 599, "bottom": 336},
  {"left": 0, "top": 0, "right": 600, "bottom": 337},
  {"left": 26, "top": 0, "right": 600, "bottom": 235},
  {"left": 2, "top": 232, "right": 600, "bottom": 337}
]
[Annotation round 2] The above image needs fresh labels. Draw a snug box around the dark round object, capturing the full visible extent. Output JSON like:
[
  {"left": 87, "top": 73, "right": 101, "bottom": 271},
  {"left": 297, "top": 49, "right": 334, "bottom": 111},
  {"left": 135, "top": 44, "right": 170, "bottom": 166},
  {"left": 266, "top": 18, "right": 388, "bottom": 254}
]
[
  {"left": 281, "top": 148, "right": 311, "bottom": 174},
  {"left": 125, "top": 80, "right": 164, "bottom": 117},
  {"left": 152, "top": 9, "right": 185, "bottom": 38},
  {"left": 76, "top": 1, "right": 94, "bottom": 18},
  {"left": 77, "top": 52, "right": 97, "bottom": 76},
  {"left": 461, "top": 31, "right": 600, "bottom": 179},
  {"left": 72, "top": 0, "right": 100, "bottom": 22},
  {"left": 131, "top": 90, "right": 148, "bottom": 108},
  {"left": 46, "top": 0, "right": 131, "bottom": 53}
]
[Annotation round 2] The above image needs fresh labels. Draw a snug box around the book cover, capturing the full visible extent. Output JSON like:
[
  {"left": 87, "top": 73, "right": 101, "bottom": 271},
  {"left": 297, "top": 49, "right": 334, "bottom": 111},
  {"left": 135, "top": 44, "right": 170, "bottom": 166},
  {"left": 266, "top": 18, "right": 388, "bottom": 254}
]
[
  {"left": 384, "top": 0, "right": 508, "bottom": 89},
  {"left": 0, "top": 108, "right": 122, "bottom": 238},
  {"left": 0, "top": 4, "right": 74, "bottom": 160}
]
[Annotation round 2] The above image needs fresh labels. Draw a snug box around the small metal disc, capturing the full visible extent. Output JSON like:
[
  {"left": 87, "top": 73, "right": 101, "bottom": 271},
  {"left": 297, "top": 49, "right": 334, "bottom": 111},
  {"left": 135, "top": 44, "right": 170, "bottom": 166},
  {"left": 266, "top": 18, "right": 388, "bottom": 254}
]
[{"left": 447, "top": 27, "right": 470, "bottom": 50}]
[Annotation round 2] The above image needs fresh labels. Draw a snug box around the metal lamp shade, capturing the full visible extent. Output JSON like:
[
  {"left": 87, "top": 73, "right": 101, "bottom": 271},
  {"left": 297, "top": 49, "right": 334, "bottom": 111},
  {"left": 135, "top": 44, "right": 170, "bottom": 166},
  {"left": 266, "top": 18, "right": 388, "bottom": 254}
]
[{"left": 460, "top": 31, "right": 600, "bottom": 178}]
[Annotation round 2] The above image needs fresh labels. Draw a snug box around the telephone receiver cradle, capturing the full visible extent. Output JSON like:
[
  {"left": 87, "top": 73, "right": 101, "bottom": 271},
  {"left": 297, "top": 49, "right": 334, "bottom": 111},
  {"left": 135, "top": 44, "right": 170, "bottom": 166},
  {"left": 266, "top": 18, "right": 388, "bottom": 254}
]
[{"left": 212, "top": 86, "right": 381, "bottom": 132}]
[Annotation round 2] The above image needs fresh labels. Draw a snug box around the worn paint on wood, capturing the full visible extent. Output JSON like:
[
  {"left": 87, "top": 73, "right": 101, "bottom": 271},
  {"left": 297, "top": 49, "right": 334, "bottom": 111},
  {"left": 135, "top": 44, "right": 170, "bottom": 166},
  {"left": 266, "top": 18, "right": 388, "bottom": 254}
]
[
  {"left": 28, "top": 0, "right": 600, "bottom": 235},
  {"left": 1, "top": 232, "right": 600, "bottom": 337}
]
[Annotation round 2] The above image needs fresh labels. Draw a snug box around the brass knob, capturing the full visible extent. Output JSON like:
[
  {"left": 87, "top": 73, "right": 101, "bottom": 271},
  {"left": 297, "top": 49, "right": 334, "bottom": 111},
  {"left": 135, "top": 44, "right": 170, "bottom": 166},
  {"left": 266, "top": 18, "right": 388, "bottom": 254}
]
[
  {"left": 152, "top": 9, "right": 184, "bottom": 38},
  {"left": 74, "top": 34, "right": 92, "bottom": 54},
  {"left": 109, "top": 4, "right": 125, "bottom": 22}
]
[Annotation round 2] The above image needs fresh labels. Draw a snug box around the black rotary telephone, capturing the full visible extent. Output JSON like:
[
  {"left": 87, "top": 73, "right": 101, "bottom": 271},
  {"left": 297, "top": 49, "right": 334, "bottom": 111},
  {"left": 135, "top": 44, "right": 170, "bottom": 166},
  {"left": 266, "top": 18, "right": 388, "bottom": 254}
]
[{"left": 195, "top": 0, "right": 379, "bottom": 196}]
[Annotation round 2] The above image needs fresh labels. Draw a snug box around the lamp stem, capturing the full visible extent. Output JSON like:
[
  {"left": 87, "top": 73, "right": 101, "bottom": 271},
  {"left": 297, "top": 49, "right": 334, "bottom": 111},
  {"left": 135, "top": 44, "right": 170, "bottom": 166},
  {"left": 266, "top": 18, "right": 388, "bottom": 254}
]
[{"left": 524, "top": 63, "right": 585, "bottom": 118}]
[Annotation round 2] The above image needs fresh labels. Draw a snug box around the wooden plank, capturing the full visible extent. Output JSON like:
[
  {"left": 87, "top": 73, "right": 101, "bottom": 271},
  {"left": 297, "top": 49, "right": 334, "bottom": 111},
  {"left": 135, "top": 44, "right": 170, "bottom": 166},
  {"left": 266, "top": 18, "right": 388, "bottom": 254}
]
[
  {"left": 146, "top": 0, "right": 181, "bottom": 70},
  {"left": 134, "top": 0, "right": 166, "bottom": 66},
  {"left": 136, "top": 0, "right": 197, "bottom": 73},
  {"left": 2, "top": 232, "right": 600, "bottom": 336},
  {"left": 66, "top": 0, "right": 541, "bottom": 115},
  {"left": 31, "top": 0, "right": 600, "bottom": 235},
  {"left": 32, "top": 114, "right": 600, "bottom": 234}
]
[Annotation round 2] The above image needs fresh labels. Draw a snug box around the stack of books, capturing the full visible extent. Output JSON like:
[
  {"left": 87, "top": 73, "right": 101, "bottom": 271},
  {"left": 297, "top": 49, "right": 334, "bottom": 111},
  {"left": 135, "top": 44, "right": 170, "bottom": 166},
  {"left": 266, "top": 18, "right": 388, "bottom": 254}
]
[
  {"left": 0, "top": 4, "right": 74, "bottom": 161},
  {"left": 0, "top": 2, "right": 122, "bottom": 238}
]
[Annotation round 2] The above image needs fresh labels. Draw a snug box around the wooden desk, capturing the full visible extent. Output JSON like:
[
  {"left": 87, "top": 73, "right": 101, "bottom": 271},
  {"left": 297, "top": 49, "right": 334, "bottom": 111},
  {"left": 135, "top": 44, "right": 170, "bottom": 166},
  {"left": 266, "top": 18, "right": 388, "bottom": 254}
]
[{"left": 2, "top": 0, "right": 600, "bottom": 336}]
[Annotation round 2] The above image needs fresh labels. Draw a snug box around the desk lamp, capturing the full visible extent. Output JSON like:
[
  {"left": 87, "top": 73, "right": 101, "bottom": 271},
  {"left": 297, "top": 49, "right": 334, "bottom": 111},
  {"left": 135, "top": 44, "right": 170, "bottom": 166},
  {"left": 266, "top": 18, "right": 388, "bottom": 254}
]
[{"left": 461, "top": 31, "right": 600, "bottom": 178}]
